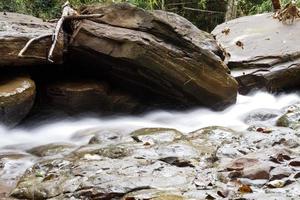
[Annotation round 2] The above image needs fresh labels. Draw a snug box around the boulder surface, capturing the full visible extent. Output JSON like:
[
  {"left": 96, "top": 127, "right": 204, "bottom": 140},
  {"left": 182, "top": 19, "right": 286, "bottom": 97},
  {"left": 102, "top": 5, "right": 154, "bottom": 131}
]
[
  {"left": 69, "top": 3, "right": 238, "bottom": 108},
  {"left": 0, "top": 12, "right": 63, "bottom": 66},
  {"left": 212, "top": 13, "right": 300, "bottom": 94},
  {"left": 0, "top": 76, "right": 36, "bottom": 126}
]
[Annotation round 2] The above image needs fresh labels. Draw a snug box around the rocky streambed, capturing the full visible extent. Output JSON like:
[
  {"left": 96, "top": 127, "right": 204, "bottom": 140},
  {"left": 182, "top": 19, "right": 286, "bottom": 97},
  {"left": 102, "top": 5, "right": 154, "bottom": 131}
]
[
  {"left": 1, "top": 2, "right": 300, "bottom": 200},
  {"left": 0, "top": 92, "right": 299, "bottom": 199}
]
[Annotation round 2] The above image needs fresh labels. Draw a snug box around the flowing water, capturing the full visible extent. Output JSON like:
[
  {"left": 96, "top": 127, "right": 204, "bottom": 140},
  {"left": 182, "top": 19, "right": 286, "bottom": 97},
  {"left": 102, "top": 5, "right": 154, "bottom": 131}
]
[{"left": 0, "top": 91, "right": 299, "bottom": 149}]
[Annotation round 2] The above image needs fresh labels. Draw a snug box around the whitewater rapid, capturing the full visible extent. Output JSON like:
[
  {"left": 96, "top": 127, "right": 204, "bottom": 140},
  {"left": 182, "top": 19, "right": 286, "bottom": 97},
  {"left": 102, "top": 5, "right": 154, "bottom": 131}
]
[{"left": 0, "top": 91, "right": 299, "bottom": 148}]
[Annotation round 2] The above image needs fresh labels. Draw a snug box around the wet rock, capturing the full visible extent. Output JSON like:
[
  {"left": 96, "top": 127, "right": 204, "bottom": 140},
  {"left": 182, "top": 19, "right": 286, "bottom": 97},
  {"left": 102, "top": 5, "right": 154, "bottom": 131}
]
[
  {"left": 123, "top": 189, "right": 186, "bottom": 200},
  {"left": 153, "top": 141, "right": 201, "bottom": 161},
  {"left": 131, "top": 128, "right": 183, "bottom": 145},
  {"left": 276, "top": 103, "right": 300, "bottom": 130},
  {"left": 0, "top": 150, "right": 32, "bottom": 160},
  {"left": 187, "top": 126, "right": 240, "bottom": 162},
  {"left": 159, "top": 157, "right": 194, "bottom": 168},
  {"left": 72, "top": 128, "right": 128, "bottom": 141},
  {"left": 11, "top": 156, "right": 195, "bottom": 199},
  {"left": 70, "top": 3, "right": 238, "bottom": 109},
  {"left": 289, "top": 160, "right": 300, "bottom": 167},
  {"left": 244, "top": 125, "right": 300, "bottom": 150},
  {"left": 269, "top": 167, "right": 292, "bottom": 181},
  {"left": 266, "top": 179, "right": 294, "bottom": 188},
  {"left": 212, "top": 13, "right": 300, "bottom": 94},
  {"left": 88, "top": 135, "right": 102, "bottom": 144},
  {"left": 9, "top": 124, "right": 300, "bottom": 200},
  {"left": 45, "top": 80, "right": 141, "bottom": 114},
  {"left": 72, "top": 127, "right": 134, "bottom": 145},
  {"left": 243, "top": 109, "right": 281, "bottom": 125},
  {"left": 0, "top": 150, "right": 35, "bottom": 188},
  {"left": 27, "top": 143, "right": 77, "bottom": 157},
  {"left": 0, "top": 76, "right": 36, "bottom": 126},
  {"left": 73, "top": 143, "right": 133, "bottom": 159},
  {"left": 0, "top": 12, "right": 62, "bottom": 66},
  {"left": 187, "top": 126, "right": 238, "bottom": 144},
  {"left": 0, "top": 183, "right": 15, "bottom": 199},
  {"left": 242, "top": 164, "right": 271, "bottom": 180},
  {"left": 226, "top": 158, "right": 259, "bottom": 171}
]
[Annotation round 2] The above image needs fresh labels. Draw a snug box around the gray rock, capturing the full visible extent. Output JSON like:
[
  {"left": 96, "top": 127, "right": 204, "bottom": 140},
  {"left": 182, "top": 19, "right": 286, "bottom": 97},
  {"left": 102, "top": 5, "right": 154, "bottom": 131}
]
[
  {"left": 212, "top": 13, "right": 300, "bottom": 94},
  {"left": 27, "top": 143, "right": 77, "bottom": 157},
  {"left": 244, "top": 108, "right": 281, "bottom": 125},
  {"left": 131, "top": 128, "right": 183, "bottom": 145},
  {"left": 276, "top": 103, "right": 300, "bottom": 130}
]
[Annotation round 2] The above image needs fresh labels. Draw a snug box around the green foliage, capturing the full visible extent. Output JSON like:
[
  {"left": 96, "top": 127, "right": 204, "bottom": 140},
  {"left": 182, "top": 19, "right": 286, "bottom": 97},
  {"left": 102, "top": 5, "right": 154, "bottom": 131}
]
[
  {"left": 0, "top": 0, "right": 165, "bottom": 19},
  {"left": 1, "top": 0, "right": 300, "bottom": 31},
  {"left": 238, "top": 0, "right": 300, "bottom": 15}
]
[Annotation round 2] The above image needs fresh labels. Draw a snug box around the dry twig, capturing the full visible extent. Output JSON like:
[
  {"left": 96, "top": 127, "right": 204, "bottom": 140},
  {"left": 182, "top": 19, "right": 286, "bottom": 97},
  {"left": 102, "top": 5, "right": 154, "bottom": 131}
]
[{"left": 18, "top": 1, "right": 104, "bottom": 63}]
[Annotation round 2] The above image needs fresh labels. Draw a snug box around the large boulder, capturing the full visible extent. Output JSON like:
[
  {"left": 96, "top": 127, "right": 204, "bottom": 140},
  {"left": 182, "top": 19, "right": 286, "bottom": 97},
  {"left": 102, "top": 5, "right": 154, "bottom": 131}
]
[
  {"left": 212, "top": 13, "right": 300, "bottom": 94},
  {"left": 69, "top": 3, "right": 238, "bottom": 109},
  {"left": 0, "top": 76, "right": 36, "bottom": 126},
  {"left": 0, "top": 12, "right": 63, "bottom": 66}
]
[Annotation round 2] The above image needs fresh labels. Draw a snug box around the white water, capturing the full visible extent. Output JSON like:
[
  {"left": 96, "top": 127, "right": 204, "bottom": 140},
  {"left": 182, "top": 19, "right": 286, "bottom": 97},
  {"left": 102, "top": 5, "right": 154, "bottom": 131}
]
[{"left": 0, "top": 91, "right": 299, "bottom": 149}]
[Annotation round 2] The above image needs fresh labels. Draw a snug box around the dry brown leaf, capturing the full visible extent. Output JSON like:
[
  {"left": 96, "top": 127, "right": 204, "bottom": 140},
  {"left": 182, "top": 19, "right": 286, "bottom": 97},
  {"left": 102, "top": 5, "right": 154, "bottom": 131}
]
[{"left": 238, "top": 184, "right": 253, "bottom": 193}]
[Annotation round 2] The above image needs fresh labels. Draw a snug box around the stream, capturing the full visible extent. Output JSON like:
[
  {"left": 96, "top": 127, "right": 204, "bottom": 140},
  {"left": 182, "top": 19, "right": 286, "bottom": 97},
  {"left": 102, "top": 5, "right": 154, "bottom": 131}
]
[
  {"left": 0, "top": 91, "right": 299, "bottom": 149},
  {"left": 1, "top": 91, "right": 300, "bottom": 199}
]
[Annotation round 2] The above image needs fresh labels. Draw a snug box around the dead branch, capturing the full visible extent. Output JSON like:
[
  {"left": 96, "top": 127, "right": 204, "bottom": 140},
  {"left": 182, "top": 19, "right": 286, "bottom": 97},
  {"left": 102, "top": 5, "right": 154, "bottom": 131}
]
[
  {"left": 47, "top": 17, "right": 64, "bottom": 62},
  {"left": 18, "top": 33, "right": 52, "bottom": 59},
  {"left": 18, "top": 1, "right": 104, "bottom": 63},
  {"left": 47, "top": 1, "right": 78, "bottom": 62},
  {"left": 47, "top": 1, "right": 104, "bottom": 62}
]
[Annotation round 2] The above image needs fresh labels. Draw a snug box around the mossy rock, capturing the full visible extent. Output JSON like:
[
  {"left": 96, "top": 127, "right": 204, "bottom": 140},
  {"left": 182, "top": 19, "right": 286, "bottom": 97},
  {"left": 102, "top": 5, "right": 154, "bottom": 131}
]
[{"left": 276, "top": 106, "right": 300, "bottom": 130}]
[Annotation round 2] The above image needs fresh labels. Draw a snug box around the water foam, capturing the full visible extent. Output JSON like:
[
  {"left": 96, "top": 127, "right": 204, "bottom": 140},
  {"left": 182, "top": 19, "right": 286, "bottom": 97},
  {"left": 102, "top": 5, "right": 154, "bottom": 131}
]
[{"left": 0, "top": 91, "right": 299, "bottom": 148}]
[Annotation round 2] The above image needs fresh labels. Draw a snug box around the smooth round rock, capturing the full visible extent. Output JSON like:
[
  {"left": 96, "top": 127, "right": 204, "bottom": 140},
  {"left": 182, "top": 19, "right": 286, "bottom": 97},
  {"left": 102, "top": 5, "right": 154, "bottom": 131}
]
[{"left": 0, "top": 76, "right": 36, "bottom": 126}]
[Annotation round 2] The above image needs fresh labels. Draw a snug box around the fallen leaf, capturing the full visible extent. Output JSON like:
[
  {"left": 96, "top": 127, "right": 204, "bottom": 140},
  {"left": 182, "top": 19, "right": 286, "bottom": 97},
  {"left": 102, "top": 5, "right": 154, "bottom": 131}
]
[
  {"left": 143, "top": 142, "right": 151, "bottom": 146},
  {"left": 256, "top": 127, "right": 272, "bottom": 133},
  {"left": 235, "top": 40, "right": 244, "bottom": 49},
  {"left": 221, "top": 27, "right": 230, "bottom": 35},
  {"left": 238, "top": 184, "right": 253, "bottom": 193}
]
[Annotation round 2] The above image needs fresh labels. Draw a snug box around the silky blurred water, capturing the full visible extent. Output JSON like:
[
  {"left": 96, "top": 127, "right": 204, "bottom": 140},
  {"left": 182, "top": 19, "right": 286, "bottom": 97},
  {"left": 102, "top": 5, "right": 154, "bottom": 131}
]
[{"left": 0, "top": 91, "right": 299, "bottom": 148}]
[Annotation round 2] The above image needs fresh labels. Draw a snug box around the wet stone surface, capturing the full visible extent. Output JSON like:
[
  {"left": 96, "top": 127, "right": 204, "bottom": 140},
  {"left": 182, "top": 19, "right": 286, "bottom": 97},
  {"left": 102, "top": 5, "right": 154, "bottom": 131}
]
[{"left": 1, "top": 103, "right": 300, "bottom": 199}]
